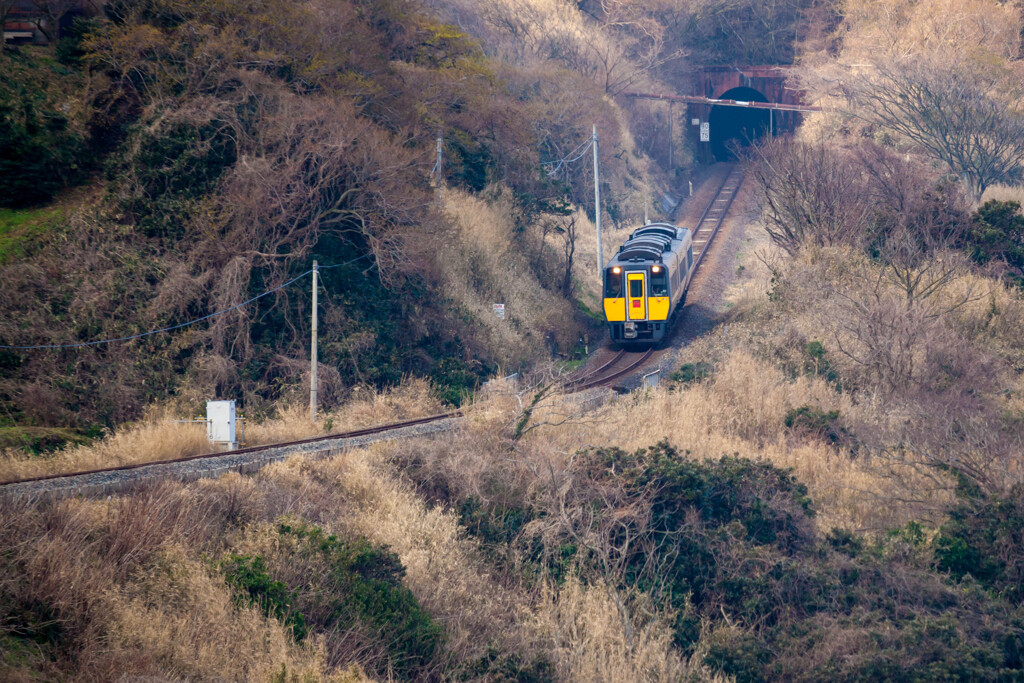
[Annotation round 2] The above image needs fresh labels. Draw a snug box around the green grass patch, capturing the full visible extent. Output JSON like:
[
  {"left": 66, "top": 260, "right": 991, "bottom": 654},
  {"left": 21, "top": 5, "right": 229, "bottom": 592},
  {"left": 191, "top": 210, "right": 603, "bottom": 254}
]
[
  {"left": 0, "top": 425, "right": 91, "bottom": 454},
  {"left": 575, "top": 297, "right": 604, "bottom": 322},
  {"left": 559, "top": 358, "right": 585, "bottom": 373},
  {"left": 0, "top": 632, "right": 52, "bottom": 680},
  {"left": 0, "top": 205, "right": 66, "bottom": 263},
  {"left": 670, "top": 361, "right": 714, "bottom": 385}
]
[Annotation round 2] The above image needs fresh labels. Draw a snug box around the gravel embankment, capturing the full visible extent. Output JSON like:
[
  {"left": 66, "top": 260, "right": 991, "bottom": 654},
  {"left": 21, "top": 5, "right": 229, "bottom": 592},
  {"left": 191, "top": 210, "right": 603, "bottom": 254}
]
[{"left": 1, "top": 417, "right": 459, "bottom": 501}]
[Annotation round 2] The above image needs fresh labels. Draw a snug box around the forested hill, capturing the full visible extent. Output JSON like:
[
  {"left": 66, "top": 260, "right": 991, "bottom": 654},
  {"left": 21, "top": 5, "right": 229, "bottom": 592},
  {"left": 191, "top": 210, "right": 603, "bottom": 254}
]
[{"left": 0, "top": 0, "right": 671, "bottom": 441}]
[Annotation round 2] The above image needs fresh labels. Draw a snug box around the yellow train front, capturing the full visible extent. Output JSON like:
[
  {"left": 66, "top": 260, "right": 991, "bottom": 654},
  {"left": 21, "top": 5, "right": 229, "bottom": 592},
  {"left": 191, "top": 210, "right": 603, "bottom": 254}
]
[{"left": 603, "top": 223, "right": 694, "bottom": 345}]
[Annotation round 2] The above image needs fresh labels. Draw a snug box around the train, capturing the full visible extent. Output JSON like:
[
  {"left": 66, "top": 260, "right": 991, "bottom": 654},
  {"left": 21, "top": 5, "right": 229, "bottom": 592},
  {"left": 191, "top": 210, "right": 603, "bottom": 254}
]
[{"left": 602, "top": 222, "right": 694, "bottom": 345}]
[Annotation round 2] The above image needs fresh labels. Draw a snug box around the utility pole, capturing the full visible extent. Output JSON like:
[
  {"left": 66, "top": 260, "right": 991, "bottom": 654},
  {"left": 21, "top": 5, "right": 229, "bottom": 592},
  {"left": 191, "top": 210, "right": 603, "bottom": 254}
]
[
  {"left": 435, "top": 135, "right": 443, "bottom": 203},
  {"left": 667, "top": 102, "right": 673, "bottom": 171},
  {"left": 310, "top": 260, "right": 318, "bottom": 422},
  {"left": 593, "top": 124, "right": 603, "bottom": 273}
]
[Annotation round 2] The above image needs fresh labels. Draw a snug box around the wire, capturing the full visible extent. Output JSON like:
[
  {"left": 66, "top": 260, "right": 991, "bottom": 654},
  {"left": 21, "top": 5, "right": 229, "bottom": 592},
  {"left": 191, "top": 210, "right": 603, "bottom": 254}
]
[
  {"left": 317, "top": 253, "right": 373, "bottom": 270},
  {"left": 541, "top": 137, "right": 594, "bottom": 177},
  {"left": 1, "top": 253, "right": 375, "bottom": 351}
]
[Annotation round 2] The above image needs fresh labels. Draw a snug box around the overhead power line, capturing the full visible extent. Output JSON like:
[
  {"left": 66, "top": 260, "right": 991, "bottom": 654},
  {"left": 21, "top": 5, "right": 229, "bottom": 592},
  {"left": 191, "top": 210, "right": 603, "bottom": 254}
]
[
  {"left": 0, "top": 253, "right": 372, "bottom": 351},
  {"left": 542, "top": 136, "right": 594, "bottom": 177}
]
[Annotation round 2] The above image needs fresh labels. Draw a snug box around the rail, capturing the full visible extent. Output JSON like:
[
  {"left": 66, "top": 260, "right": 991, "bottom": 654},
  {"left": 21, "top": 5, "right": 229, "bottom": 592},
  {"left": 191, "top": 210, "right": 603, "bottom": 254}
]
[
  {"left": 2, "top": 165, "right": 746, "bottom": 497},
  {"left": 690, "top": 165, "right": 744, "bottom": 271}
]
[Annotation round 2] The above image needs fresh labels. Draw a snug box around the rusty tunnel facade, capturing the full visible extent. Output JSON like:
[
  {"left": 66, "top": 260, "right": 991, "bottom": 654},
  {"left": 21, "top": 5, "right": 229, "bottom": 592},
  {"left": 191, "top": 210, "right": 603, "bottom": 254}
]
[{"left": 688, "top": 66, "right": 804, "bottom": 163}]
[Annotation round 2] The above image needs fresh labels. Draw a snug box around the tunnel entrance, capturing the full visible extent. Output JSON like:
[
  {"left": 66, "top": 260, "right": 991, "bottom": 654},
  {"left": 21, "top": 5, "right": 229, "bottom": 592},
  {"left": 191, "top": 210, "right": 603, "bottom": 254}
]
[{"left": 709, "top": 87, "right": 771, "bottom": 161}]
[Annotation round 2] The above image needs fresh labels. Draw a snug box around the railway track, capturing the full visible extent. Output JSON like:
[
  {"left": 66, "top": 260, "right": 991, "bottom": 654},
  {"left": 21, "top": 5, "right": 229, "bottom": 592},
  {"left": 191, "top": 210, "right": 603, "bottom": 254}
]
[
  {"left": 690, "top": 164, "right": 744, "bottom": 271},
  {"left": 2, "top": 165, "right": 745, "bottom": 499},
  {"left": 568, "top": 348, "right": 654, "bottom": 390},
  {"left": 0, "top": 412, "right": 462, "bottom": 498}
]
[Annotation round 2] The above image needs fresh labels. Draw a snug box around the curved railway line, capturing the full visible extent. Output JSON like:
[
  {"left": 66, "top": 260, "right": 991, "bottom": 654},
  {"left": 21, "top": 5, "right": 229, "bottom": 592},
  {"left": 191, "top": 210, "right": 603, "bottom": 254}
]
[{"left": 1, "top": 165, "right": 744, "bottom": 499}]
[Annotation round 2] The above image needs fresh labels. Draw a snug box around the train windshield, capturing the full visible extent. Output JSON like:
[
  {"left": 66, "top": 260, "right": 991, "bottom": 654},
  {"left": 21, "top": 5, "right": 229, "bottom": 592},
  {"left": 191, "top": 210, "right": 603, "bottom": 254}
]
[
  {"left": 629, "top": 279, "right": 643, "bottom": 298},
  {"left": 604, "top": 269, "right": 622, "bottom": 297},
  {"left": 651, "top": 270, "right": 668, "bottom": 296}
]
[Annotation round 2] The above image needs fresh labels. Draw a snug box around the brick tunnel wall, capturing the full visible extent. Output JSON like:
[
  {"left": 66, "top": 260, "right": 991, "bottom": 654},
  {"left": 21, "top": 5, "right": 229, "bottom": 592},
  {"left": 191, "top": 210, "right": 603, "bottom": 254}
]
[{"left": 687, "top": 66, "right": 802, "bottom": 163}]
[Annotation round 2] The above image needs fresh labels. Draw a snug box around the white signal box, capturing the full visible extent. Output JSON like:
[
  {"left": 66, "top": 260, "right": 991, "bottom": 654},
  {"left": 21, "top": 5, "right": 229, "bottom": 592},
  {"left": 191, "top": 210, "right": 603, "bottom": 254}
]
[{"left": 206, "top": 400, "right": 238, "bottom": 451}]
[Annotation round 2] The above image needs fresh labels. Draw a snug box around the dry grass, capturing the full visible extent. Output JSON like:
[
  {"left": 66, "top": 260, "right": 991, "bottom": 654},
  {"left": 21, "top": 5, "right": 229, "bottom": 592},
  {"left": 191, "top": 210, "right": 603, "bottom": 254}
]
[
  {"left": 514, "top": 347, "right": 943, "bottom": 533},
  {"left": 531, "top": 576, "right": 729, "bottom": 682},
  {"left": 0, "top": 489, "right": 340, "bottom": 682},
  {"left": 296, "top": 446, "right": 528, "bottom": 660},
  {"left": 264, "top": 442, "right": 724, "bottom": 682},
  {"left": 0, "top": 409, "right": 210, "bottom": 482},
  {"left": 0, "top": 378, "right": 444, "bottom": 482},
  {"left": 438, "top": 188, "right": 585, "bottom": 360},
  {"left": 0, "top": 426, "right": 733, "bottom": 681},
  {"left": 981, "top": 182, "right": 1024, "bottom": 206},
  {"left": 246, "top": 377, "right": 444, "bottom": 446}
]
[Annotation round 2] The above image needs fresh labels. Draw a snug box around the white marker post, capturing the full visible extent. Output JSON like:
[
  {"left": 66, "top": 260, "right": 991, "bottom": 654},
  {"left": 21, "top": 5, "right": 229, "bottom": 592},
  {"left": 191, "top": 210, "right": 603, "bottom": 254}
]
[
  {"left": 593, "top": 124, "right": 603, "bottom": 273},
  {"left": 310, "top": 260, "right": 318, "bottom": 422}
]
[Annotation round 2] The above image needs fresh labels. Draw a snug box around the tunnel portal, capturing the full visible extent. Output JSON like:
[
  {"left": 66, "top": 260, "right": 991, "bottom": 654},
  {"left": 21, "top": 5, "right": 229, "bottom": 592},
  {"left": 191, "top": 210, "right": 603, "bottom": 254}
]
[{"left": 708, "top": 87, "right": 771, "bottom": 161}]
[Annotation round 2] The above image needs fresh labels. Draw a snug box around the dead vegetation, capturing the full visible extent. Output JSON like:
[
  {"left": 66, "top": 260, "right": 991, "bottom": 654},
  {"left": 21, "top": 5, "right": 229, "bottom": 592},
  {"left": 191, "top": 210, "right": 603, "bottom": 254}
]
[{"left": 0, "top": 379, "right": 443, "bottom": 482}]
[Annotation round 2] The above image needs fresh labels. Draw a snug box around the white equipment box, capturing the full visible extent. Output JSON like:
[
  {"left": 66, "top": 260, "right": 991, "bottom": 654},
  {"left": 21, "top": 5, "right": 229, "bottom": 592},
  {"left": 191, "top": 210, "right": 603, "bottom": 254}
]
[{"left": 206, "top": 400, "right": 238, "bottom": 451}]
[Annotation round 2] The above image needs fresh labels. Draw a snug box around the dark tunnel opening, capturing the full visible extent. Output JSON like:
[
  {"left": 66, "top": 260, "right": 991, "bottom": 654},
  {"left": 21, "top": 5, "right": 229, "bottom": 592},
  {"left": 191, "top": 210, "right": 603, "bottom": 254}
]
[{"left": 709, "top": 86, "right": 771, "bottom": 161}]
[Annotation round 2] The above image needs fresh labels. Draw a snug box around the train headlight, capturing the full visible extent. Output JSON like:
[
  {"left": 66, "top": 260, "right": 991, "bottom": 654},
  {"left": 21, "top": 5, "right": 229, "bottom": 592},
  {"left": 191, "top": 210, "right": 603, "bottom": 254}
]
[
  {"left": 612, "top": 266, "right": 621, "bottom": 274},
  {"left": 651, "top": 265, "right": 661, "bottom": 273}
]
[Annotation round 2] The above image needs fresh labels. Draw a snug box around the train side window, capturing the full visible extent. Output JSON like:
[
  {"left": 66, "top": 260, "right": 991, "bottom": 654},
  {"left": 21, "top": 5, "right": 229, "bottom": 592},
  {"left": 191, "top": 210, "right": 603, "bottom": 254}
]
[
  {"left": 687, "top": 246, "right": 693, "bottom": 269},
  {"left": 651, "top": 270, "right": 668, "bottom": 296},
  {"left": 604, "top": 269, "right": 622, "bottom": 297}
]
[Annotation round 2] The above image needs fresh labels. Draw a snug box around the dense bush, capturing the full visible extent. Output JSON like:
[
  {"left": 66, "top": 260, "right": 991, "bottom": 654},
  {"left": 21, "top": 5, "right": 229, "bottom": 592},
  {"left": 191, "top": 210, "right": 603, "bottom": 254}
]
[
  {"left": 0, "top": 54, "right": 90, "bottom": 207},
  {"left": 966, "top": 200, "right": 1024, "bottom": 287},
  {"left": 221, "top": 554, "right": 308, "bottom": 640},
  {"left": 669, "top": 361, "right": 713, "bottom": 384},
  {"left": 273, "top": 522, "right": 443, "bottom": 680},
  {"left": 419, "top": 439, "right": 1024, "bottom": 680},
  {"left": 110, "top": 117, "right": 236, "bottom": 239},
  {"left": 784, "top": 405, "right": 850, "bottom": 446},
  {"left": 933, "top": 484, "right": 1024, "bottom": 605}
]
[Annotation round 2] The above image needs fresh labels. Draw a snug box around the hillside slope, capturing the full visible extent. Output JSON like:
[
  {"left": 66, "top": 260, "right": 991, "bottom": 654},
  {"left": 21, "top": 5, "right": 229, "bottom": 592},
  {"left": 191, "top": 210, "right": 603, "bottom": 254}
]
[{"left": 0, "top": 0, "right": 666, "bottom": 443}]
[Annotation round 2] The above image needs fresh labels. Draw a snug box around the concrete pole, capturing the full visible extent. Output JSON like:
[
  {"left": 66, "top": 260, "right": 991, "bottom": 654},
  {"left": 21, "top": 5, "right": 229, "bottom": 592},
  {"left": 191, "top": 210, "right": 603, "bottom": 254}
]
[
  {"left": 667, "top": 102, "right": 673, "bottom": 171},
  {"left": 310, "top": 260, "right": 318, "bottom": 422},
  {"left": 593, "top": 125, "right": 603, "bottom": 273},
  {"left": 435, "top": 135, "right": 443, "bottom": 203}
]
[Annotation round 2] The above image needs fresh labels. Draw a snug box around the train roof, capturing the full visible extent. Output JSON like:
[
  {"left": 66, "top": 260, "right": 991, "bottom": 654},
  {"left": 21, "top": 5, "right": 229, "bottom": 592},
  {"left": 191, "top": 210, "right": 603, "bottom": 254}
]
[{"left": 608, "top": 222, "right": 691, "bottom": 266}]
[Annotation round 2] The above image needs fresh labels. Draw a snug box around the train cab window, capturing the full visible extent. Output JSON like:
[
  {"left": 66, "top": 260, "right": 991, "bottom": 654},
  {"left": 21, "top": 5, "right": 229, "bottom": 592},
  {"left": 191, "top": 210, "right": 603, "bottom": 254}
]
[
  {"left": 604, "top": 269, "right": 622, "bottom": 297},
  {"left": 651, "top": 270, "right": 668, "bottom": 296}
]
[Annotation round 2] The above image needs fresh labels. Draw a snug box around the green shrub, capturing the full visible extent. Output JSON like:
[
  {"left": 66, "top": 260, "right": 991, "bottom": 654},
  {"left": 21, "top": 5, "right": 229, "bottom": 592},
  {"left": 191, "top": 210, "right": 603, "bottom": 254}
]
[
  {"left": 430, "top": 355, "right": 491, "bottom": 406},
  {"left": 965, "top": 200, "right": 1024, "bottom": 287},
  {"left": 56, "top": 18, "right": 102, "bottom": 66},
  {"left": 705, "top": 629, "right": 771, "bottom": 683},
  {"left": 110, "top": 117, "right": 236, "bottom": 238},
  {"left": 933, "top": 484, "right": 1024, "bottom": 604},
  {"left": 220, "top": 554, "right": 308, "bottom": 640},
  {"left": 276, "top": 523, "right": 443, "bottom": 679},
  {"left": 0, "top": 58, "right": 90, "bottom": 207},
  {"left": 669, "top": 361, "right": 713, "bottom": 385},
  {"left": 784, "top": 405, "right": 850, "bottom": 446},
  {"left": 803, "top": 340, "right": 841, "bottom": 388}
]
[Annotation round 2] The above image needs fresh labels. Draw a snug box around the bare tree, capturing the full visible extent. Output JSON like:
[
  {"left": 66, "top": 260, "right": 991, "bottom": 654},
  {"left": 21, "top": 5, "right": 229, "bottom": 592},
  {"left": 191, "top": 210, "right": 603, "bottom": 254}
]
[
  {"left": 847, "top": 57, "right": 1024, "bottom": 201},
  {"left": 750, "top": 138, "right": 872, "bottom": 255},
  {"left": 855, "top": 143, "right": 974, "bottom": 304},
  {"left": 31, "top": 0, "right": 79, "bottom": 42},
  {"left": 542, "top": 213, "right": 578, "bottom": 297},
  {"left": 1, "top": 0, "right": 18, "bottom": 51}
]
